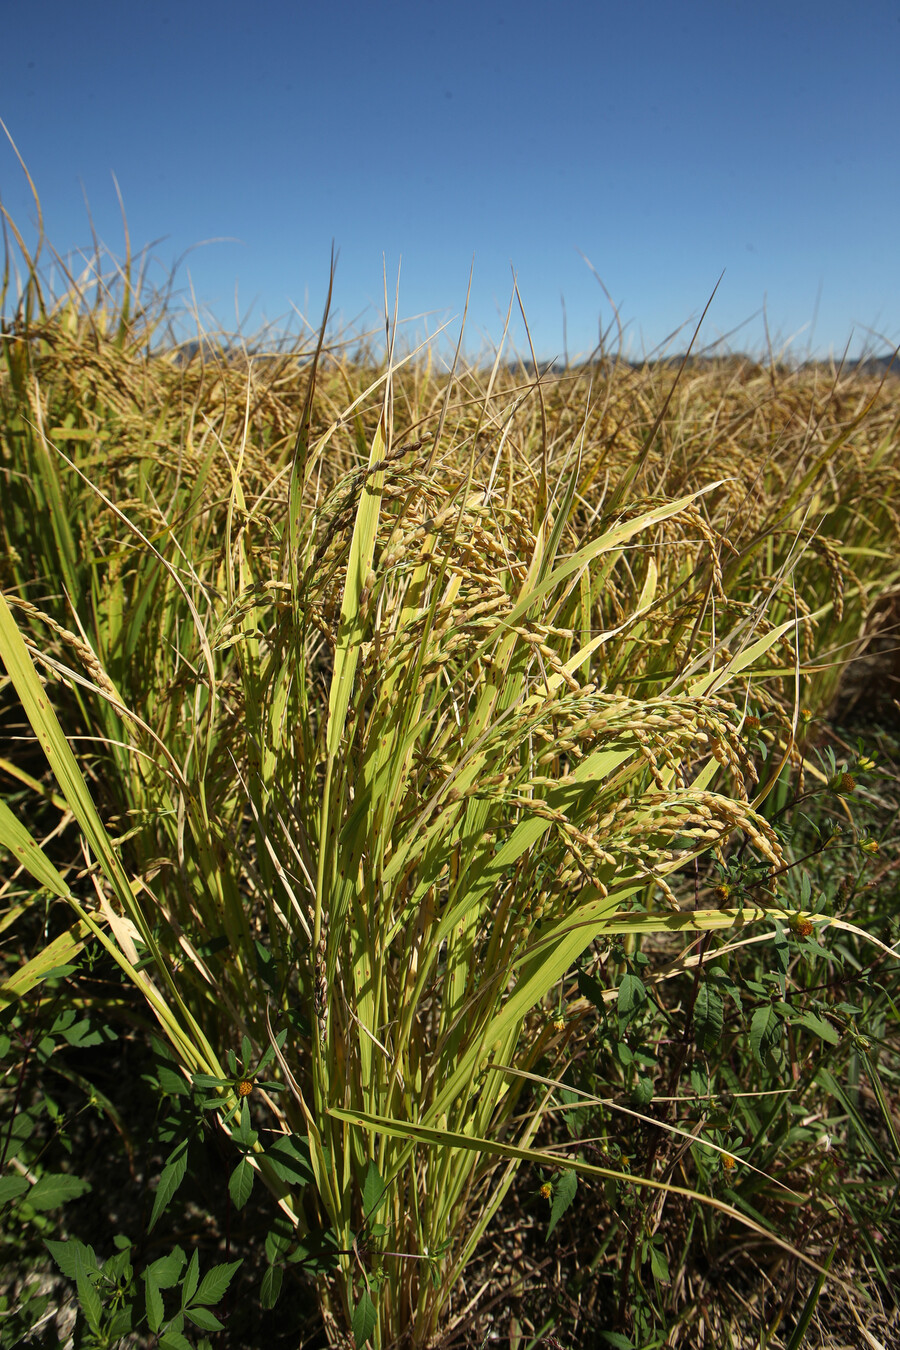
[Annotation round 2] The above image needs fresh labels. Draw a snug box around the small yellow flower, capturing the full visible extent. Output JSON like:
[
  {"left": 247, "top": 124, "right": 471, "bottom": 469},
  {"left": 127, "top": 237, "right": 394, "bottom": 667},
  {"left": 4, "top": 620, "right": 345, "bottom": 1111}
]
[
  {"left": 237, "top": 1079, "right": 254, "bottom": 1097},
  {"left": 540, "top": 1182, "right": 552, "bottom": 1201},
  {"left": 857, "top": 755, "right": 876, "bottom": 772},
  {"left": 722, "top": 1153, "right": 737, "bottom": 1170},
  {"left": 800, "top": 707, "right": 814, "bottom": 723},
  {"left": 790, "top": 915, "right": 815, "bottom": 938},
  {"left": 552, "top": 1016, "right": 566, "bottom": 1032},
  {"left": 860, "top": 838, "right": 879, "bottom": 855},
  {"left": 829, "top": 772, "right": 856, "bottom": 796}
]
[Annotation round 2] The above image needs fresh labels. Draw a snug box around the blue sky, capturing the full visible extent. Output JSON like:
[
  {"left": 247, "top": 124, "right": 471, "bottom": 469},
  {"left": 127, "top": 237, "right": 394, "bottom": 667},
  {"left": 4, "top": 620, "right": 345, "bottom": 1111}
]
[{"left": 3, "top": 0, "right": 898, "bottom": 362}]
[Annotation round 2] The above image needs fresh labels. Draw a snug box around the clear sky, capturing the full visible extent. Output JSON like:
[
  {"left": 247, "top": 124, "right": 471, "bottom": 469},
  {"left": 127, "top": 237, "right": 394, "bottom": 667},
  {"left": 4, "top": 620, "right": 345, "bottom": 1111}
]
[{"left": 3, "top": 0, "right": 898, "bottom": 363}]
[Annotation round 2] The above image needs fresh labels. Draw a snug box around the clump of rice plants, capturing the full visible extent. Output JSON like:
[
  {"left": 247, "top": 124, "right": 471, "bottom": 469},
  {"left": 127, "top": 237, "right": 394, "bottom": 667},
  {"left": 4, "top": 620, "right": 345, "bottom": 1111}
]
[{"left": 1, "top": 205, "right": 898, "bottom": 1347}]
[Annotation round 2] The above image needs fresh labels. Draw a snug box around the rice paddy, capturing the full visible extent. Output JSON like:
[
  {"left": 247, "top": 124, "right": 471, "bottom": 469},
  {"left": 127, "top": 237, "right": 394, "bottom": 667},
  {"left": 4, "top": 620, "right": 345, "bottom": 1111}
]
[{"left": 1, "top": 221, "right": 898, "bottom": 1348}]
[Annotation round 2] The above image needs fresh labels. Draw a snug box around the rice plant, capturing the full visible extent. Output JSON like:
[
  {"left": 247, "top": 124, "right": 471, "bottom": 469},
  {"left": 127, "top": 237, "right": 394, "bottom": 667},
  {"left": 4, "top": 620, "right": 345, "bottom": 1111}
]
[{"left": 1, "top": 202, "right": 898, "bottom": 1346}]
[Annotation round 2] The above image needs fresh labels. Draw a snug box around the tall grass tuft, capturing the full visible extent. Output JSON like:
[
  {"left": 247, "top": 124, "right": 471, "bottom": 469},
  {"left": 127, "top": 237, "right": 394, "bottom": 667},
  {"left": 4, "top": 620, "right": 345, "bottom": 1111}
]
[{"left": 2, "top": 202, "right": 899, "bottom": 1345}]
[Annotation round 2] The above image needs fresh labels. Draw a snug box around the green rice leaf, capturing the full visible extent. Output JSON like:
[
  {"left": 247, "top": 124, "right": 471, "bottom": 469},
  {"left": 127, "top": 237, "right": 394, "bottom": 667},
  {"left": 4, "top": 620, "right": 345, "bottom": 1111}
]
[
  {"left": 0, "top": 795, "right": 70, "bottom": 896},
  {"left": 326, "top": 417, "right": 387, "bottom": 759},
  {"left": 0, "top": 918, "right": 94, "bottom": 1009}
]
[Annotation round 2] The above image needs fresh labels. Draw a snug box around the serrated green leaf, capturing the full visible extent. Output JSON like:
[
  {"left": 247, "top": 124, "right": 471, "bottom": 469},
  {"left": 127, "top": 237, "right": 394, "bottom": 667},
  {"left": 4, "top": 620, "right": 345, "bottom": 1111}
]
[
  {"left": 617, "top": 973, "right": 646, "bottom": 1023},
  {"left": 146, "top": 1275, "right": 165, "bottom": 1334},
  {"left": 149, "top": 1142, "right": 188, "bottom": 1231},
  {"left": 362, "top": 1160, "right": 387, "bottom": 1219},
  {"left": 265, "top": 1217, "right": 293, "bottom": 1265},
  {"left": 193, "top": 1259, "right": 242, "bottom": 1307},
  {"left": 352, "top": 1288, "right": 377, "bottom": 1348},
  {"left": 649, "top": 1243, "right": 670, "bottom": 1283},
  {"left": 102, "top": 1249, "right": 131, "bottom": 1283},
  {"left": 631, "top": 1076, "right": 654, "bottom": 1108},
  {"left": 254, "top": 939, "right": 278, "bottom": 991},
  {"left": 547, "top": 1169, "right": 577, "bottom": 1237},
  {"left": 156, "top": 1064, "right": 189, "bottom": 1096},
  {"left": 264, "top": 1133, "right": 314, "bottom": 1187},
  {"left": 185, "top": 1306, "right": 224, "bottom": 1331},
  {"left": 74, "top": 1246, "right": 102, "bottom": 1334},
  {"left": 26, "top": 1172, "right": 91, "bottom": 1210},
  {"left": 229, "top": 1157, "right": 254, "bottom": 1210},
  {"left": 796, "top": 1011, "right": 840, "bottom": 1045},
  {"left": 107, "top": 1305, "right": 134, "bottom": 1339},
  {"left": 694, "top": 984, "right": 724, "bottom": 1055},
  {"left": 577, "top": 966, "right": 607, "bottom": 1011},
  {"left": 45, "top": 1239, "right": 97, "bottom": 1280},
  {"left": 60, "top": 1016, "right": 113, "bottom": 1049},
  {"left": 260, "top": 1262, "right": 284, "bottom": 1310},
  {"left": 181, "top": 1250, "right": 200, "bottom": 1306},
  {"left": 773, "top": 922, "right": 790, "bottom": 976},
  {"left": 599, "top": 1333, "right": 633, "bottom": 1349},
  {"left": 0, "top": 1176, "right": 29, "bottom": 1205},
  {"left": 191, "top": 1073, "right": 227, "bottom": 1090},
  {"left": 750, "top": 1005, "right": 780, "bottom": 1067},
  {"left": 147, "top": 1246, "right": 186, "bottom": 1289},
  {"left": 158, "top": 1331, "right": 193, "bottom": 1350},
  {"left": 233, "top": 1101, "right": 257, "bottom": 1148}
]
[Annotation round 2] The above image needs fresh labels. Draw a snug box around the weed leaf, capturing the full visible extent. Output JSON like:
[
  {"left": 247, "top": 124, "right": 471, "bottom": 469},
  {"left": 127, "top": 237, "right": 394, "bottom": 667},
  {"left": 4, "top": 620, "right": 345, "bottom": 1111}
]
[
  {"left": 796, "top": 1010, "right": 840, "bottom": 1045},
  {"left": 149, "top": 1141, "right": 188, "bottom": 1231},
  {"left": 74, "top": 1245, "right": 102, "bottom": 1334},
  {"left": 194, "top": 1259, "right": 242, "bottom": 1306},
  {"left": 547, "top": 1169, "right": 577, "bottom": 1236},
  {"left": 617, "top": 973, "right": 646, "bottom": 1025},
  {"left": 145, "top": 1275, "right": 165, "bottom": 1334},
  {"left": 353, "top": 1289, "right": 377, "bottom": 1348},
  {"left": 229, "top": 1157, "right": 254, "bottom": 1210},
  {"left": 159, "top": 1332, "right": 193, "bottom": 1350},
  {"left": 147, "top": 1247, "right": 187, "bottom": 1288},
  {"left": 181, "top": 1249, "right": 200, "bottom": 1306},
  {"left": 185, "top": 1306, "right": 224, "bottom": 1332},
  {"left": 265, "top": 1133, "right": 315, "bottom": 1187},
  {"left": 0, "top": 1176, "right": 29, "bottom": 1205},
  {"left": 649, "top": 1243, "right": 670, "bottom": 1283},
  {"left": 26, "top": 1172, "right": 91, "bottom": 1210},
  {"left": 362, "top": 1160, "right": 387, "bottom": 1219},
  {"left": 260, "top": 1262, "right": 284, "bottom": 1310},
  {"left": 750, "top": 1005, "right": 780, "bottom": 1066},
  {"left": 694, "top": 984, "right": 724, "bottom": 1055},
  {"left": 45, "top": 1239, "right": 97, "bottom": 1280}
]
